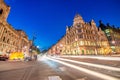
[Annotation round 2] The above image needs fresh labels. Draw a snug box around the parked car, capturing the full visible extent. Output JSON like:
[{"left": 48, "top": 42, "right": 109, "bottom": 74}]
[
  {"left": 0, "top": 55, "right": 8, "bottom": 61},
  {"left": 24, "top": 57, "right": 32, "bottom": 61}
]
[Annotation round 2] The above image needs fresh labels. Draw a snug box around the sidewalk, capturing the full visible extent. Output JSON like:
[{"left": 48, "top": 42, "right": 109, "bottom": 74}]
[
  {"left": 0, "top": 61, "right": 34, "bottom": 72},
  {"left": 111, "top": 54, "right": 120, "bottom": 57}
]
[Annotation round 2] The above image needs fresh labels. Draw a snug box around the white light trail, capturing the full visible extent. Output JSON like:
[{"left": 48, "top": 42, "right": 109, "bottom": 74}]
[
  {"left": 61, "top": 55, "right": 120, "bottom": 61},
  {"left": 53, "top": 57, "right": 120, "bottom": 71},
  {"left": 48, "top": 76, "right": 62, "bottom": 80},
  {"left": 37, "top": 55, "right": 47, "bottom": 61},
  {"left": 46, "top": 57, "right": 120, "bottom": 80}
]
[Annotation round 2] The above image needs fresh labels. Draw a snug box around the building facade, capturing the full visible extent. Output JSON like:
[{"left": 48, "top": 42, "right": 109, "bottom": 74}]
[
  {"left": 16, "top": 30, "right": 30, "bottom": 54},
  {"left": 0, "top": 0, "right": 30, "bottom": 55},
  {"left": 48, "top": 14, "right": 112, "bottom": 55},
  {"left": 99, "top": 21, "right": 120, "bottom": 54},
  {"left": 48, "top": 35, "right": 66, "bottom": 55}
]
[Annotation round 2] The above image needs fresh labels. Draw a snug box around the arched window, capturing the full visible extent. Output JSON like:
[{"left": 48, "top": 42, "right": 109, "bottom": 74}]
[
  {"left": 3, "top": 37, "right": 5, "bottom": 42},
  {"left": 7, "top": 39, "right": 9, "bottom": 43}
]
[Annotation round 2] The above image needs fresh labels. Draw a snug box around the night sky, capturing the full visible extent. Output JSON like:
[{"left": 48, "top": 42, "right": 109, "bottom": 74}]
[{"left": 4, "top": 0, "right": 120, "bottom": 50}]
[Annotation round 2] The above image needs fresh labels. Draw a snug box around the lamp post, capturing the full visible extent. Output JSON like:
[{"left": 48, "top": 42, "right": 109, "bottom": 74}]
[
  {"left": 29, "top": 34, "right": 36, "bottom": 59},
  {"left": 36, "top": 46, "right": 40, "bottom": 54}
]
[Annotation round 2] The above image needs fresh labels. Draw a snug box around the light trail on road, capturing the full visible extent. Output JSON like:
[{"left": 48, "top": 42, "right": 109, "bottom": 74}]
[
  {"left": 46, "top": 57, "right": 120, "bottom": 80},
  {"left": 52, "top": 57, "right": 120, "bottom": 72},
  {"left": 61, "top": 56, "right": 120, "bottom": 61}
]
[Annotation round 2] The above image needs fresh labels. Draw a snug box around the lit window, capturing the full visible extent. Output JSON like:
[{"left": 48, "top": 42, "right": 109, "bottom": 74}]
[
  {"left": 106, "top": 33, "right": 110, "bottom": 36},
  {"left": 80, "top": 41, "right": 84, "bottom": 45},
  {"left": 85, "top": 41, "right": 88, "bottom": 45},
  {"left": 105, "top": 29, "right": 110, "bottom": 33}
]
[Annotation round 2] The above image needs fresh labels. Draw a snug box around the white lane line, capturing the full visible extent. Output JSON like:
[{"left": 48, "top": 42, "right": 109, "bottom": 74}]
[
  {"left": 53, "top": 57, "right": 120, "bottom": 72},
  {"left": 48, "top": 76, "right": 62, "bottom": 80},
  {"left": 61, "top": 56, "right": 120, "bottom": 61},
  {"left": 46, "top": 57, "right": 120, "bottom": 80}
]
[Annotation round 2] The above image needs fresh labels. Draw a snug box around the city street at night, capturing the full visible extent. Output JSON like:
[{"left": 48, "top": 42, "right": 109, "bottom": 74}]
[
  {"left": 0, "top": 55, "right": 120, "bottom": 80},
  {"left": 1, "top": 0, "right": 120, "bottom": 80}
]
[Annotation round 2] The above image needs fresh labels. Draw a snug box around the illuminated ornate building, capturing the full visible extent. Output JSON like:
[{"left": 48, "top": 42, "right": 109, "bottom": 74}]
[
  {"left": 48, "top": 14, "right": 112, "bottom": 55},
  {"left": 16, "top": 30, "right": 30, "bottom": 53},
  {"left": 99, "top": 21, "right": 120, "bottom": 54},
  {"left": 48, "top": 35, "right": 66, "bottom": 55},
  {"left": 0, "top": 0, "right": 30, "bottom": 55}
]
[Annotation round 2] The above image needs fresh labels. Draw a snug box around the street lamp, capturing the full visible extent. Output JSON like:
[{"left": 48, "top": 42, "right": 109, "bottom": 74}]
[
  {"left": 35, "top": 45, "right": 41, "bottom": 54},
  {"left": 37, "top": 46, "right": 39, "bottom": 49}
]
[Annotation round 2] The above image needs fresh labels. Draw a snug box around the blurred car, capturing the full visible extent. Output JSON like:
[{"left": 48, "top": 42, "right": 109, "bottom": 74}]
[
  {"left": 9, "top": 52, "right": 24, "bottom": 60},
  {"left": 0, "top": 55, "right": 8, "bottom": 61},
  {"left": 24, "top": 57, "right": 32, "bottom": 61}
]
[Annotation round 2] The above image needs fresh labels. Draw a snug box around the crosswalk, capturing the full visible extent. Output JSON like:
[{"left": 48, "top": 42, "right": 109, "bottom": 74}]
[{"left": 44, "top": 56, "right": 120, "bottom": 80}]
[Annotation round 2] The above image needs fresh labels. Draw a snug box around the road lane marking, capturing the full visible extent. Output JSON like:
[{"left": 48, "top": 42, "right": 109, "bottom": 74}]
[
  {"left": 53, "top": 57, "right": 120, "bottom": 72},
  {"left": 46, "top": 57, "right": 120, "bottom": 80},
  {"left": 48, "top": 76, "right": 62, "bottom": 80},
  {"left": 59, "top": 67, "right": 66, "bottom": 71},
  {"left": 21, "top": 67, "right": 34, "bottom": 80},
  {"left": 61, "top": 56, "right": 120, "bottom": 61},
  {"left": 76, "top": 77, "right": 87, "bottom": 80}
]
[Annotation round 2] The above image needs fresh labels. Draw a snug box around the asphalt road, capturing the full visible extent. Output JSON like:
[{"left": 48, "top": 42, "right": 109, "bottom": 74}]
[{"left": 0, "top": 56, "right": 120, "bottom": 80}]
